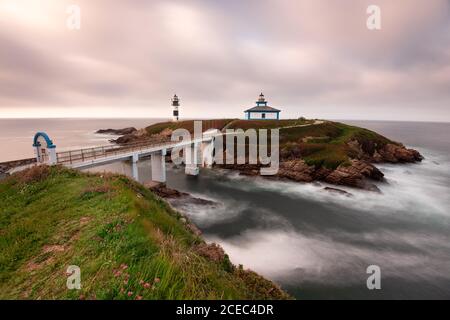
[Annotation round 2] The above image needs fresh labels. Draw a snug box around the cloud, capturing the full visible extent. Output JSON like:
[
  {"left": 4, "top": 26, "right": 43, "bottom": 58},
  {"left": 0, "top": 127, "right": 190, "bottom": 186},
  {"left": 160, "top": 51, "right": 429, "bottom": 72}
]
[{"left": 0, "top": 0, "right": 449, "bottom": 121}]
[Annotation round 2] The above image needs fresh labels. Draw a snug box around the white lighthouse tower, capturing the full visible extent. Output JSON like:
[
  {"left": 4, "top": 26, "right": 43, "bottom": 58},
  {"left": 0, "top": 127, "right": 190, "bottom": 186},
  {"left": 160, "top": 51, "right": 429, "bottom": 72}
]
[{"left": 172, "top": 94, "right": 179, "bottom": 122}]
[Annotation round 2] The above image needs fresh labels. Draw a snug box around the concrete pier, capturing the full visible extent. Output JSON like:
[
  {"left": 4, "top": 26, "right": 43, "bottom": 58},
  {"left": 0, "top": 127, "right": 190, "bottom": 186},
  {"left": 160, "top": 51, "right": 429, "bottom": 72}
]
[
  {"left": 132, "top": 153, "right": 139, "bottom": 181},
  {"left": 185, "top": 142, "right": 200, "bottom": 176},
  {"left": 201, "top": 139, "right": 214, "bottom": 168},
  {"left": 151, "top": 149, "right": 167, "bottom": 182}
]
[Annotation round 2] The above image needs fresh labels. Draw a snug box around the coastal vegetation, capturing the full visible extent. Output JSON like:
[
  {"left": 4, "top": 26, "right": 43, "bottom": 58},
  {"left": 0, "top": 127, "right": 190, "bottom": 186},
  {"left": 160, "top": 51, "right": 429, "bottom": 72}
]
[
  {"left": 0, "top": 166, "right": 289, "bottom": 300},
  {"left": 139, "top": 119, "right": 422, "bottom": 191}
]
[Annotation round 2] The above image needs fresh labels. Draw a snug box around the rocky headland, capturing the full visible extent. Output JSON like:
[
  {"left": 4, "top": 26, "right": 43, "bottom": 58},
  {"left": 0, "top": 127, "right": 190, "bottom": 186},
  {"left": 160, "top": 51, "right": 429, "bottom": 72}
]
[{"left": 102, "top": 119, "right": 423, "bottom": 192}]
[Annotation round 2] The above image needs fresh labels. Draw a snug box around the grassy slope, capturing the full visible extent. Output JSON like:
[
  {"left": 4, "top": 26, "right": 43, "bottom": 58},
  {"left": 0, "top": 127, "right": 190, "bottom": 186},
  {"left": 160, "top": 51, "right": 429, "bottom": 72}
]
[
  {"left": 145, "top": 119, "right": 236, "bottom": 135},
  {"left": 146, "top": 119, "right": 395, "bottom": 169},
  {"left": 279, "top": 121, "right": 393, "bottom": 169},
  {"left": 0, "top": 166, "right": 289, "bottom": 300}
]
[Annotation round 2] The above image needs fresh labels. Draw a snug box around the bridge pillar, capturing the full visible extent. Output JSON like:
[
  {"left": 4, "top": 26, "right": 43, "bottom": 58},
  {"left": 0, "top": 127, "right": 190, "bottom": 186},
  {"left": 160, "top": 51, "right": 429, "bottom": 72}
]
[
  {"left": 185, "top": 142, "right": 199, "bottom": 176},
  {"left": 201, "top": 138, "right": 214, "bottom": 168},
  {"left": 48, "top": 148, "right": 57, "bottom": 165},
  {"left": 131, "top": 153, "right": 139, "bottom": 181},
  {"left": 151, "top": 149, "right": 166, "bottom": 182}
]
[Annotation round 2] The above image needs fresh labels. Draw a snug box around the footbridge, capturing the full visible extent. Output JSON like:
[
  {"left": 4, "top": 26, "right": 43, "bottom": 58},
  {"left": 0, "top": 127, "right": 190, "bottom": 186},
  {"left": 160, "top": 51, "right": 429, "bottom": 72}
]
[{"left": 32, "top": 130, "right": 221, "bottom": 183}]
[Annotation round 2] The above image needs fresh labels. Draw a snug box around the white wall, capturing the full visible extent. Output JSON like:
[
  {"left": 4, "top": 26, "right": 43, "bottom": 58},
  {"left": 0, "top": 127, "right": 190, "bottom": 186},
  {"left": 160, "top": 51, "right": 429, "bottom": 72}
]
[{"left": 247, "top": 112, "right": 278, "bottom": 120}]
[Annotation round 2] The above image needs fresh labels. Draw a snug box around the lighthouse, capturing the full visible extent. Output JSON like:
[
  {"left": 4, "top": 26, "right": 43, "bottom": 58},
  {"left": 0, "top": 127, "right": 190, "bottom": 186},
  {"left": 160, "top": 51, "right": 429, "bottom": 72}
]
[{"left": 172, "top": 94, "right": 180, "bottom": 122}]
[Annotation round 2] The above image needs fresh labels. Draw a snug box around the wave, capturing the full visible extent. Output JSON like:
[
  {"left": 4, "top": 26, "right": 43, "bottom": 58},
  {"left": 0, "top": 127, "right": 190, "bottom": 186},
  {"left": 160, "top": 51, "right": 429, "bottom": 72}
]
[
  {"left": 206, "top": 228, "right": 450, "bottom": 287},
  {"left": 213, "top": 149, "right": 450, "bottom": 220}
]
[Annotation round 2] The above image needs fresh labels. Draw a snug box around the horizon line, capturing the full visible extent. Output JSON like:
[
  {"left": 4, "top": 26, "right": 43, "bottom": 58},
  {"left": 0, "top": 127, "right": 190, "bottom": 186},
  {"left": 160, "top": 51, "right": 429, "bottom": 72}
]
[{"left": 0, "top": 116, "right": 449, "bottom": 124}]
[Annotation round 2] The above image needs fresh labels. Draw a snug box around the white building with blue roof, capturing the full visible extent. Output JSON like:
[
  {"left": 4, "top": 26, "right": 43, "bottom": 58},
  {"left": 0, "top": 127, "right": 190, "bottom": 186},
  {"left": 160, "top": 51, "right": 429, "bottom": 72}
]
[{"left": 244, "top": 93, "right": 281, "bottom": 120}]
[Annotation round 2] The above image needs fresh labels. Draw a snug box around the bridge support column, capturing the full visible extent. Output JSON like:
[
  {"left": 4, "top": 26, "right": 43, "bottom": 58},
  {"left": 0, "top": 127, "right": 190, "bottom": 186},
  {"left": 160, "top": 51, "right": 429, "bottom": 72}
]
[
  {"left": 48, "top": 148, "right": 57, "bottom": 165},
  {"left": 201, "top": 138, "right": 214, "bottom": 168},
  {"left": 185, "top": 142, "right": 199, "bottom": 176},
  {"left": 131, "top": 153, "right": 139, "bottom": 181},
  {"left": 151, "top": 149, "right": 166, "bottom": 183}
]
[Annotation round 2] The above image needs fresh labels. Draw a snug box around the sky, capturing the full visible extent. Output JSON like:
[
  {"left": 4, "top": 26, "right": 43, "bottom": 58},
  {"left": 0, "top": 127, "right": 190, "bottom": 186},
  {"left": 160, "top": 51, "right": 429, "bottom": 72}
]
[{"left": 0, "top": 0, "right": 449, "bottom": 121}]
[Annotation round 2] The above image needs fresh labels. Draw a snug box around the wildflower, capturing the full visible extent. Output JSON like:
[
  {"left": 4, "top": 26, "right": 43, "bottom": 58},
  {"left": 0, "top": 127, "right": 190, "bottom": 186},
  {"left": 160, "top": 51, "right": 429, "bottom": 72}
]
[
  {"left": 143, "top": 282, "right": 151, "bottom": 289},
  {"left": 135, "top": 295, "right": 143, "bottom": 300},
  {"left": 127, "top": 291, "right": 133, "bottom": 297}
]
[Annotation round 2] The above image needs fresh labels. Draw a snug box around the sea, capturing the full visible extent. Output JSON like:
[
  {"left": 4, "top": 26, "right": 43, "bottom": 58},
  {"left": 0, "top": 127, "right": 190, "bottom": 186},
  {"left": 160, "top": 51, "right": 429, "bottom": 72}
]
[{"left": 0, "top": 118, "right": 449, "bottom": 299}]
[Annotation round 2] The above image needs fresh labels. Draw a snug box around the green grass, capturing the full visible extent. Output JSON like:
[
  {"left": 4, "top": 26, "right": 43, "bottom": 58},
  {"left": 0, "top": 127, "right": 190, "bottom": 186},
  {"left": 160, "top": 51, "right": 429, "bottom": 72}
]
[
  {"left": 0, "top": 166, "right": 289, "bottom": 300},
  {"left": 145, "top": 119, "right": 235, "bottom": 135},
  {"left": 225, "top": 119, "right": 314, "bottom": 131},
  {"left": 147, "top": 118, "right": 395, "bottom": 170},
  {"left": 278, "top": 121, "right": 395, "bottom": 169}
]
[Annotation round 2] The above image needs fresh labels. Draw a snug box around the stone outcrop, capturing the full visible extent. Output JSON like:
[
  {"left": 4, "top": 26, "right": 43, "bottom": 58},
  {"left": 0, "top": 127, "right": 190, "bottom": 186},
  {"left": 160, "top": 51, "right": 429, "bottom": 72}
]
[
  {"left": 145, "top": 181, "right": 188, "bottom": 198},
  {"left": 323, "top": 187, "right": 353, "bottom": 197},
  {"left": 346, "top": 140, "right": 423, "bottom": 163},
  {"left": 278, "top": 160, "right": 315, "bottom": 182},
  {"left": 377, "top": 143, "right": 423, "bottom": 163},
  {"left": 274, "top": 159, "right": 383, "bottom": 191},
  {"left": 219, "top": 159, "right": 385, "bottom": 191},
  {"left": 110, "top": 129, "right": 171, "bottom": 145},
  {"left": 324, "top": 160, "right": 384, "bottom": 191},
  {"left": 95, "top": 127, "right": 137, "bottom": 135}
]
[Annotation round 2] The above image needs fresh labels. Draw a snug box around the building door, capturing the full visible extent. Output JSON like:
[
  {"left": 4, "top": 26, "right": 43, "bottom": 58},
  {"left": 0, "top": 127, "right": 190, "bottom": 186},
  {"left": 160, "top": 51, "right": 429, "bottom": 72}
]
[{"left": 262, "top": 113, "right": 266, "bottom": 119}]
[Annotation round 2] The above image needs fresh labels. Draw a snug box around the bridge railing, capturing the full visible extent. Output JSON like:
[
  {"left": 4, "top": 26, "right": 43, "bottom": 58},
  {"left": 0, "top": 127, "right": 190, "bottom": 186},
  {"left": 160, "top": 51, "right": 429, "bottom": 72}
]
[{"left": 56, "top": 139, "right": 175, "bottom": 165}]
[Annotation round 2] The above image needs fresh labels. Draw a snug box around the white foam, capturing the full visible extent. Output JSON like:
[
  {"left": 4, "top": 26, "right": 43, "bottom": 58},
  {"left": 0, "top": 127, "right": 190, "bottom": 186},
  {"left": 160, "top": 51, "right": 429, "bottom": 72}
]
[
  {"left": 214, "top": 149, "right": 450, "bottom": 220},
  {"left": 207, "top": 229, "right": 450, "bottom": 285}
]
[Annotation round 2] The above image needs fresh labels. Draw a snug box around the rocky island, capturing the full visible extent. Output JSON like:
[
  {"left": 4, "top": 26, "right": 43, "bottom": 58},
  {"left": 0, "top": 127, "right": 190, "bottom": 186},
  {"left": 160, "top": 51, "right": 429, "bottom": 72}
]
[{"left": 107, "top": 119, "right": 423, "bottom": 192}]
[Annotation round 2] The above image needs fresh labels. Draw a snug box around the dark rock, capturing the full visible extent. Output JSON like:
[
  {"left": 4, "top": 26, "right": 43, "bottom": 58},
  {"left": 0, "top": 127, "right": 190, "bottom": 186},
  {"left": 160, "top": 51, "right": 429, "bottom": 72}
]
[
  {"left": 146, "top": 182, "right": 218, "bottom": 206},
  {"left": 377, "top": 143, "right": 423, "bottom": 163},
  {"left": 346, "top": 139, "right": 423, "bottom": 164},
  {"left": 110, "top": 134, "right": 140, "bottom": 144},
  {"left": 145, "top": 182, "right": 188, "bottom": 198},
  {"left": 323, "top": 187, "right": 353, "bottom": 197},
  {"left": 96, "top": 127, "right": 137, "bottom": 135},
  {"left": 324, "top": 160, "right": 383, "bottom": 192},
  {"left": 278, "top": 160, "right": 315, "bottom": 182},
  {"left": 187, "top": 197, "right": 217, "bottom": 206},
  {"left": 111, "top": 134, "right": 171, "bottom": 145}
]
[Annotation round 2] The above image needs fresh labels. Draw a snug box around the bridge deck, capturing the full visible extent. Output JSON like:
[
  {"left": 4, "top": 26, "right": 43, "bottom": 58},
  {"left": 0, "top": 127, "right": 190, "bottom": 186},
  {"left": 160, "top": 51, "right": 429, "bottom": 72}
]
[
  {"left": 57, "top": 137, "right": 215, "bottom": 169},
  {"left": 57, "top": 140, "right": 173, "bottom": 165}
]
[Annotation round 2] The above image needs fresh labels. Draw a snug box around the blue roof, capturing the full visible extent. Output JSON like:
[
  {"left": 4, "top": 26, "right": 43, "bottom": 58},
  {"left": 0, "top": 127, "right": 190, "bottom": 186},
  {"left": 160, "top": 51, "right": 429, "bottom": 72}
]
[{"left": 244, "top": 106, "right": 281, "bottom": 113}]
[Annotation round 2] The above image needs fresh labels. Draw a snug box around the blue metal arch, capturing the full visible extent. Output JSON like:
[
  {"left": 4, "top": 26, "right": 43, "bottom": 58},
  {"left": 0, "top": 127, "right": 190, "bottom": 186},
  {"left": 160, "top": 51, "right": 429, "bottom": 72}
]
[{"left": 33, "top": 132, "right": 56, "bottom": 149}]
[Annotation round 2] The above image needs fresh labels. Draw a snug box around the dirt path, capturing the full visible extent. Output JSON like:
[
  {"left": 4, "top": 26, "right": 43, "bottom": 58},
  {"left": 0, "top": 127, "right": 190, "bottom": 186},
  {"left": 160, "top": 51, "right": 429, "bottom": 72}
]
[
  {"left": 221, "top": 119, "right": 325, "bottom": 132},
  {"left": 279, "top": 120, "right": 325, "bottom": 130}
]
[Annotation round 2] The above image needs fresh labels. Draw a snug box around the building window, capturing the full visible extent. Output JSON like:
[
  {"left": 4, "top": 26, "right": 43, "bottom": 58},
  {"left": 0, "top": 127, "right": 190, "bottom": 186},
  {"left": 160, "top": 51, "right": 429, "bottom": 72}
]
[{"left": 262, "top": 113, "right": 266, "bottom": 119}]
